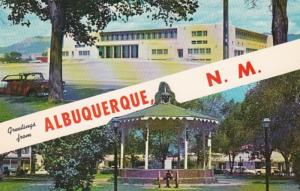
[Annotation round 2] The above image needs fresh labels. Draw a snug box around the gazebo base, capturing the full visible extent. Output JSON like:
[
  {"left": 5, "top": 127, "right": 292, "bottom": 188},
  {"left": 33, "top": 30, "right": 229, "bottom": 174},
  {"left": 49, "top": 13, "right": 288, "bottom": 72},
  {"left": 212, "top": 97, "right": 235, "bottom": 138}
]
[{"left": 119, "top": 169, "right": 217, "bottom": 185}]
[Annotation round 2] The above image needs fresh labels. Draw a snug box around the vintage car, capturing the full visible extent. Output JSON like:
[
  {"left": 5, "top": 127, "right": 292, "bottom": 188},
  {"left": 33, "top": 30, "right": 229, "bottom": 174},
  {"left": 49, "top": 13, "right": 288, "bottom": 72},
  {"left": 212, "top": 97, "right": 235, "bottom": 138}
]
[
  {"left": 255, "top": 166, "right": 280, "bottom": 175},
  {"left": 0, "top": 72, "right": 51, "bottom": 97}
]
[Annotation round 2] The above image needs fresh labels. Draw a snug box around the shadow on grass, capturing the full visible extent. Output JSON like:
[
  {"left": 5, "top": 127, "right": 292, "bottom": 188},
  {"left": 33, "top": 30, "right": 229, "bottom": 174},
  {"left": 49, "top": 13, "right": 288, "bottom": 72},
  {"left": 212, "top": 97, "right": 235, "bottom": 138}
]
[{"left": 64, "top": 85, "right": 115, "bottom": 100}]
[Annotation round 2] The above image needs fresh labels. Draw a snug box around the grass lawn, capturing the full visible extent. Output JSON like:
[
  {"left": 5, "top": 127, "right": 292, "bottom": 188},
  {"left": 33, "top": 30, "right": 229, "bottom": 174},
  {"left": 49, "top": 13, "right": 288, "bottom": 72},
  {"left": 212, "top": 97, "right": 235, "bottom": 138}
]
[
  {"left": 94, "top": 173, "right": 113, "bottom": 180},
  {"left": 0, "top": 96, "right": 62, "bottom": 122},
  {"left": 0, "top": 180, "right": 27, "bottom": 191},
  {"left": 0, "top": 175, "right": 299, "bottom": 191},
  {"left": 90, "top": 174, "right": 300, "bottom": 191}
]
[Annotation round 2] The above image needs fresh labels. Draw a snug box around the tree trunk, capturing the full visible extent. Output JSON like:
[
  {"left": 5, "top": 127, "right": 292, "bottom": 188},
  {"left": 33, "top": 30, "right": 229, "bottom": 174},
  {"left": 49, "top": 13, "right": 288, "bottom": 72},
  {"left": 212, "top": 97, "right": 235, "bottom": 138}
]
[
  {"left": 48, "top": 0, "right": 64, "bottom": 102},
  {"left": 30, "top": 146, "right": 36, "bottom": 175},
  {"left": 130, "top": 154, "right": 135, "bottom": 168},
  {"left": 16, "top": 149, "right": 22, "bottom": 176},
  {"left": 0, "top": 155, "right": 4, "bottom": 173},
  {"left": 229, "top": 153, "right": 236, "bottom": 174},
  {"left": 177, "top": 135, "right": 181, "bottom": 169},
  {"left": 282, "top": 154, "right": 290, "bottom": 176},
  {"left": 272, "top": 0, "right": 288, "bottom": 45},
  {"left": 17, "top": 149, "right": 22, "bottom": 169}
]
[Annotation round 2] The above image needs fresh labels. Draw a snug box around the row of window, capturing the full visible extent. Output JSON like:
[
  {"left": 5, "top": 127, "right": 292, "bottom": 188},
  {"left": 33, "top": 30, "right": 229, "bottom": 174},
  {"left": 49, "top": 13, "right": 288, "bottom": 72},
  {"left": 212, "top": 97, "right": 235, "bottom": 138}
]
[
  {"left": 234, "top": 50, "right": 244, "bottom": 56},
  {"left": 101, "top": 30, "right": 177, "bottom": 41},
  {"left": 75, "top": 44, "right": 85, "bottom": 48},
  {"left": 152, "top": 49, "right": 168, "bottom": 55},
  {"left": 62, "top": 51, "right": 69, "bottom": 57},
  {"left": 198, "top": 58, "right": 211, "bottom": 62},
  {"left": 192, "top": 40, "right": 208, "bottom": 45},
  {"left": 192, "top": 30, "right": 208, "bottom": 37},
  {"left": 236, "top": 29, "right": 267, "bottom": 43},
  {"left": 98, "top": 45, "right": 139, "bottom": 58},
  {"left": 188, "top": 48, "right": 211, "bottom": 55},
  {"left": 246, "top": 48, "right": 257, "bottom": 53},
  {"left": 79, "top": 51, "right": 90, "bottom": 56}
]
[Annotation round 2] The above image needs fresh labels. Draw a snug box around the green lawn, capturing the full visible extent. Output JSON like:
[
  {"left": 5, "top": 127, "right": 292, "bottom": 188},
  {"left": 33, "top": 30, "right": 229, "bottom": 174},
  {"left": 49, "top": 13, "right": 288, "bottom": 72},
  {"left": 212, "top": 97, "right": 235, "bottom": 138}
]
[
  {"left": 94, "top": 173, "right": 113, "bottom": 180},
  {"left": 0, "top": 175, "right": 299, "bottom": 191},
  {"left": 0, "top": 96, "right": 62, "bottom": 122},
  {"left": 0, "top": 180, "right": 27, "bottom": 191}
]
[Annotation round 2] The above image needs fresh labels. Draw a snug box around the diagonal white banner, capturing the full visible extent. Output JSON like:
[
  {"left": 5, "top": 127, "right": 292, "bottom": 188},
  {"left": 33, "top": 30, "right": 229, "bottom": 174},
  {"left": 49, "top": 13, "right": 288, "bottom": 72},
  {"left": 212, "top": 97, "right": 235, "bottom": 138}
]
[{"left": 1, "top": 40, "right": 300, "bottom": 154}]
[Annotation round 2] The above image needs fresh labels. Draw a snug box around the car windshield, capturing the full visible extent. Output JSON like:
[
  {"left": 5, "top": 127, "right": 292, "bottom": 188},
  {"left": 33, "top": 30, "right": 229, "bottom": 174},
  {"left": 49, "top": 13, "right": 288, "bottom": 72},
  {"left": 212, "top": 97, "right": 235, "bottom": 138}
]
[
  {"left": 25, "top": 73, "right": 44, "bottom": 80},
  {"left": 2, "top": 75, "right": 23, "bottom": 81}
]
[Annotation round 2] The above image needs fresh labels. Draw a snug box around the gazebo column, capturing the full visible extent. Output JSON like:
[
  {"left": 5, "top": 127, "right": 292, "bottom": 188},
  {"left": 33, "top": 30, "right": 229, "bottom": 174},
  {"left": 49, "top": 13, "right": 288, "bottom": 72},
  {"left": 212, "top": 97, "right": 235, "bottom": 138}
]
[
  {"left": 208, "top": 131, "right": 212, "bottom": 169},
  {"left": 177, "top": 129, "right": 181, "bottom": 169},
  {"left": 202, "top": 131, "right": 206, "bottom": 170},
  {"left": 144, "top": 123, "right": 149, "bottom": 170},
  {"left": 120, "top": 128, "right": 125, "bottom": 169},
  {"left": 184, "top": 127, "right": 188, "bottom": 170}
]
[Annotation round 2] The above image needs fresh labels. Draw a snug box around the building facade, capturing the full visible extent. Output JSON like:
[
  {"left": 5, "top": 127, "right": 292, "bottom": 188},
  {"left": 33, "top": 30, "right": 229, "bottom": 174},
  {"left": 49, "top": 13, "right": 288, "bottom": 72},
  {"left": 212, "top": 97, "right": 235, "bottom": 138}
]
[
  {"left": 61, "top": 24, "right": 272, "bottom": 63},
  {"left": 3, "top": 147, "right": 31, "bottom": 172}
]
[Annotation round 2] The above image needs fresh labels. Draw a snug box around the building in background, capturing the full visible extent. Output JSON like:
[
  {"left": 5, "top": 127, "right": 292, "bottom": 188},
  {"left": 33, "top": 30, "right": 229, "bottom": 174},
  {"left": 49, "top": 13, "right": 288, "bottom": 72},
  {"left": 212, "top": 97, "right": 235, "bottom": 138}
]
[
  {"left": 3, "top": 147, "right": 31, "bottom": 173},
  {"left": 61, "top": 24, "right": 272, "bottom": 63}
]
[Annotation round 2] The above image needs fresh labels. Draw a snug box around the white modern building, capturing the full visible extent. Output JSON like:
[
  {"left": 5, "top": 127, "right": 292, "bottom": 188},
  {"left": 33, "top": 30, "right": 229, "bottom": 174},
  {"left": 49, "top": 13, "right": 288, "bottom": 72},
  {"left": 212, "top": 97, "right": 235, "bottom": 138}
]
[{"left": 61, "top": 23, "right": 272, "bottom": 63}]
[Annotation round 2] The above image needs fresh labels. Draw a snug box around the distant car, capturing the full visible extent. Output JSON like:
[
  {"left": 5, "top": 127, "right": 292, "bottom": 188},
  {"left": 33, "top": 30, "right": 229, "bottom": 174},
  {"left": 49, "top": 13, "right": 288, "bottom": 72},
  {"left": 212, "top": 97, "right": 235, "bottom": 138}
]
[
  {"left": 35, "top": 169, "right": 49, "bottom": 175},
  {"left": 0, "top": 72, "right": 64, "bottom": 97},
  {"left": 232, "top": 166, "right": 256, "bottom": 175},
  {"left": 255, "top": 167, "right": 280, "bottom": 175}
]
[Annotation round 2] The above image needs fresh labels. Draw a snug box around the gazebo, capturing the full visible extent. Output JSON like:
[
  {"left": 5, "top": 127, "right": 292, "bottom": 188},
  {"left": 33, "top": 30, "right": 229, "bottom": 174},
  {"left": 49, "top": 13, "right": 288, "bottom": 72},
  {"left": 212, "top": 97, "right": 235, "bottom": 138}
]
[{"left": 111, "top": 82, "right": 219, "bottom": 184}]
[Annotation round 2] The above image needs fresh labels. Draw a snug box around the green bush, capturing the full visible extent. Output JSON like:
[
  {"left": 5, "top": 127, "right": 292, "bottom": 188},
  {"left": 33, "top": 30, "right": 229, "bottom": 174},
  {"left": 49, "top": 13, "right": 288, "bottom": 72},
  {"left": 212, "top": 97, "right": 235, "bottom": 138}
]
[{"left": 40, "top": 126, "right": 113, "bottom": 191}]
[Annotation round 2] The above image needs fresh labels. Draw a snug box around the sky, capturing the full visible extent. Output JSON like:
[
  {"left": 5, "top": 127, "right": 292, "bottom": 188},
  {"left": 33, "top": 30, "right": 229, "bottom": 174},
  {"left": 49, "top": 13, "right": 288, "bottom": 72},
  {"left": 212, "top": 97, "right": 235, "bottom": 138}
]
[{"left": 0, "top": 0, "right": 300, "bottom": 47}]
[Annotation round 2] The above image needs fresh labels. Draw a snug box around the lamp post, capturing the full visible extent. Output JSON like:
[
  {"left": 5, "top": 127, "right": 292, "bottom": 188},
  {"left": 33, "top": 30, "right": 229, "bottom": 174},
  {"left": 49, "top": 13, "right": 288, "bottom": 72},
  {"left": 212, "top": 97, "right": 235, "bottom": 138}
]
[
  {"left": 112, "top": 120, "right": 120, "bottom": 191},
  {"left": 262, "top": 118, "right": 271, "bottom": 191}
]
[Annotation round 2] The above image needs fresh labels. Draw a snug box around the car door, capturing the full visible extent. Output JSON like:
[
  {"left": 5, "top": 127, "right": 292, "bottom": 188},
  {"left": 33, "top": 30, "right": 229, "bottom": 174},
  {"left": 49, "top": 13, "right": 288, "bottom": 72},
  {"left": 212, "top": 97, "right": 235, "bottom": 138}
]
[{"left": 3, "top": 75, "right": 22, "bottom": 95}]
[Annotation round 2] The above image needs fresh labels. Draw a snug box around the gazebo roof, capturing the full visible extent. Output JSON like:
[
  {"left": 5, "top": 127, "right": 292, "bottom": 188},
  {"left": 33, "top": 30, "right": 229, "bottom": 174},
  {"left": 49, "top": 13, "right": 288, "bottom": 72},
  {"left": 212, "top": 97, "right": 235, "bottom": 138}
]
[{"left": 116, "top": 103, "right": 218, "bottom": 124}]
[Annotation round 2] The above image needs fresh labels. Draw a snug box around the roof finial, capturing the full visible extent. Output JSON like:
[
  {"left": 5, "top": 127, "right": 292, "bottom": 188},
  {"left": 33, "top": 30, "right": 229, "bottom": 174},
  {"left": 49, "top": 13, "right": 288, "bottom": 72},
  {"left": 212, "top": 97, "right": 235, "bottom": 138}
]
[{"left": 161, "top": 85, "right": 170, "bottom": 104}]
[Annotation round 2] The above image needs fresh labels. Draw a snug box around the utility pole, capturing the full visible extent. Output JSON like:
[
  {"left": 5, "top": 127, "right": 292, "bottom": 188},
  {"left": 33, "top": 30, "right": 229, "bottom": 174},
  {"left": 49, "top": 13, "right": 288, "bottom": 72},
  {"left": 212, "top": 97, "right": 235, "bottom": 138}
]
[{"left": 223, "top": 0, "right": 229, "bottom": 59}]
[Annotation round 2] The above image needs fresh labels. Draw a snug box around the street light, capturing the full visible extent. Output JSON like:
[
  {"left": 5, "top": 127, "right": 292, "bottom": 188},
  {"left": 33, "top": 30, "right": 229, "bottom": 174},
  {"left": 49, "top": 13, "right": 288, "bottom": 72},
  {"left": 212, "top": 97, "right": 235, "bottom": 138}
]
[
  {"left": 112, "top": 119, "right": 120, "bottom": 191},
  {"left": 262, "top": 118, "right": 271, "bottom": 191}
]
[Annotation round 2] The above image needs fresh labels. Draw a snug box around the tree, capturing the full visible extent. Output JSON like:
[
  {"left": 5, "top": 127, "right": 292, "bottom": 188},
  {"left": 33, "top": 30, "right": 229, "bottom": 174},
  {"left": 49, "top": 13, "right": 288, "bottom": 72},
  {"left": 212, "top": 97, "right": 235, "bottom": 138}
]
[
  {"left": 40, "top": 126, "right": 113, "bottom": 191},
  {"left": 181, "top": 93, "right": 227, "bottom": 119},
  {"left": 1, "top": 0, "right": 198, "bottom": 102},
  {"left": 213, "top": 102, "right": 248, "bottom": 173},
  {"left": 243, "top": 1, "right": 291, "bottom": 178},
  {"left": 181, "top": 94, "right": 227, "bottom": 168},
  {"left": 271, "top": 0, "right": 288, "bottom": 45},
  {"left": 124, "top": 129, "right": 144, "bottom": 168},
  {"left": 3, "top": 51, "right": 22, "bottom": 63},
  {"left": 247, "top": 0, "right": 288, "bottom": 45},
  {"left": 42, "top": 51, "right": 48, "bottom": 57},
  {"left": 241, "top": 71, "right": 300, "bottom": 176},
  {"left": 0, "top": 153, "right": 9, "bottom": 179},
  {"left": 150, "top": 126, "right": 176, "bottom": 169}
]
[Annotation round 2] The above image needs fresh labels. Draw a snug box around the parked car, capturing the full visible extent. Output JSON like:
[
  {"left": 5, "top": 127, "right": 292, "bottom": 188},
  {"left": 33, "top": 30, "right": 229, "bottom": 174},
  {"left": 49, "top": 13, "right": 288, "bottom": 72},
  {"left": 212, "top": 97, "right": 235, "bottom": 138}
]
[
  {"left": 0, "top": 72, "right": 64, "bottom": 97},
  {"left": 255, "top": 167, "right": 280, "bottom": 175},
  {"left": 35, "top": 169, "right": 49, "bottom": 175},
  {"left": 232, "top": 166, "right": 256, "bottom": 175}
]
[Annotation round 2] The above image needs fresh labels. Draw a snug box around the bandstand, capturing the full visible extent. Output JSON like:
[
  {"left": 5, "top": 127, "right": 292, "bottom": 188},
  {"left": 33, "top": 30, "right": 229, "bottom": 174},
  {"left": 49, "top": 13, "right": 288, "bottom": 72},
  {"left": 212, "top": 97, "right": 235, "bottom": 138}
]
[{"left": 111, "top": 82, "right": 219, "bottom": 184}]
